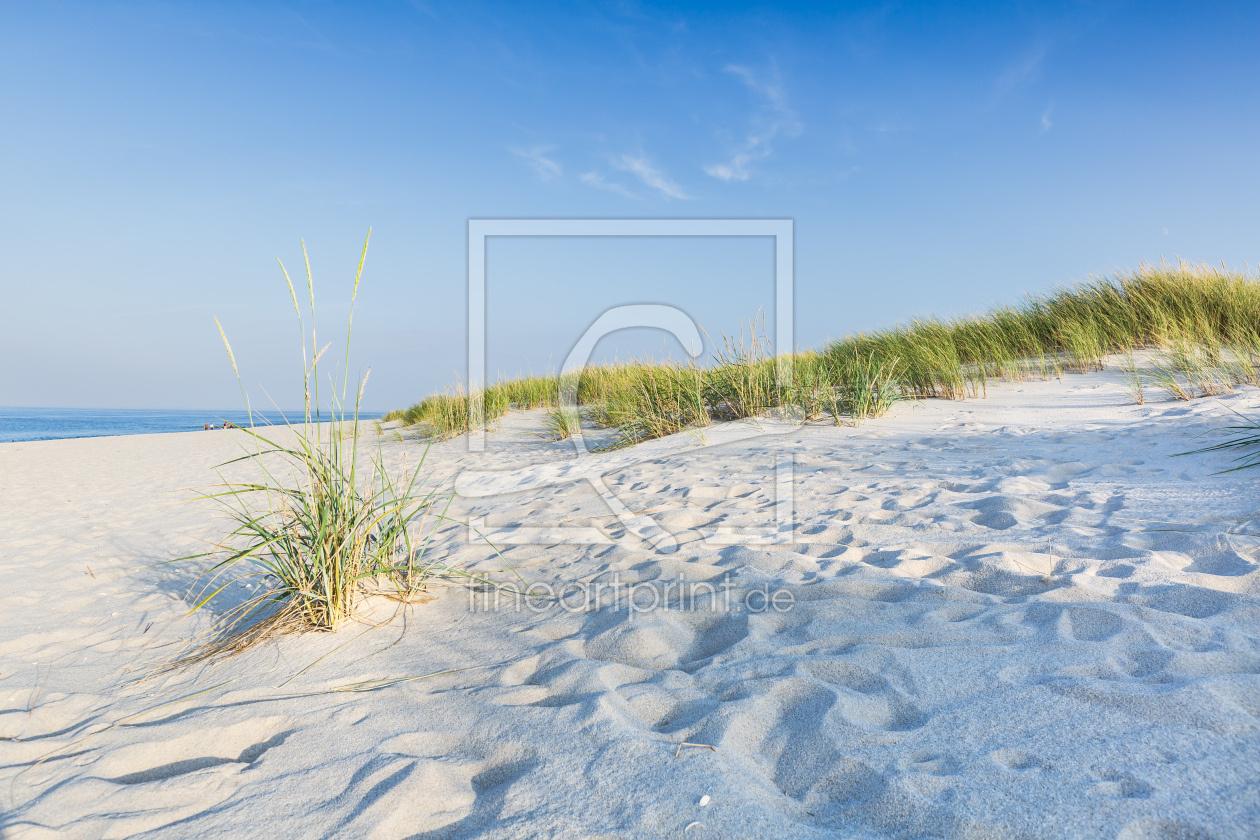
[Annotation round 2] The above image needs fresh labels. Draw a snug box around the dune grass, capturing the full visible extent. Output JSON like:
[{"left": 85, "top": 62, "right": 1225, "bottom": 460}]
[
  {"left": 182, "top": 233, "right": 478, "bottom": 662},
  {"left": 1182, "top": 410, "right": 1260, "bottom": 473},
  {"left": 540, "top": 406, "right": 582, "bottom": 441},
  {"left": 386, "top": 260, "right": 1260, "bottom": 447}
]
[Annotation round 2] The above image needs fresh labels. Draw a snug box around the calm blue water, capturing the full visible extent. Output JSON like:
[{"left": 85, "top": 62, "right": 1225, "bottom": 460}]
[{"left": 0, "top": 407, "right": 383, "bottom": 443}]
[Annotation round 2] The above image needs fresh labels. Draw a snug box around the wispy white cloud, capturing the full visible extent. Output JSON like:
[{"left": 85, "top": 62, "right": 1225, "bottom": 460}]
[
  {"left": 580, "top": 171, "right": 638, "bottom": 199},
  {"left": 511, "top": 145, "right": 562, "bottom": 180},
  {"left": 611, "top": 153, "right": 690, "bottom": 199},
  {"left": 704, "top": 64, "right": 801, "bottom": 183},
  {"left": 1040, "top": 105, "right": 1054, "bottom": 134},
  {"left": 994, "top": 42, "right": 1050, "bottom": 102}
]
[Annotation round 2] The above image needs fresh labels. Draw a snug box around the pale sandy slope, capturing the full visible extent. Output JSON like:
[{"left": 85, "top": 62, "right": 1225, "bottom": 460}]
[{"left": 1, "top": 371, "right": 1258, "bottom": 839}]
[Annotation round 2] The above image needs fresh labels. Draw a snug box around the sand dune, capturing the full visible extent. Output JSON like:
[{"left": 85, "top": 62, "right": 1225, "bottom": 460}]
[{"left": 2, "top": 370, "right": 1258, "bottom": 838}]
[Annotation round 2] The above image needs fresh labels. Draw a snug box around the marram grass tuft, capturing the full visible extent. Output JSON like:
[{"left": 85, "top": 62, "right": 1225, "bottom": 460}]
[{"left": 179, "top": 232, "right": 481, "bottom": 665}]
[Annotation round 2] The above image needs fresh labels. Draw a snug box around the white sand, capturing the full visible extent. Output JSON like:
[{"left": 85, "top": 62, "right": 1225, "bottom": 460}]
[{"left": 2, "top": 370, "right": 1259, "bottom": 838}]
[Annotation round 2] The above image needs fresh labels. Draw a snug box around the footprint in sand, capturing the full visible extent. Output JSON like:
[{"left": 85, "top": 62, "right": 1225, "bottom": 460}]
[
  {"left": 356, "top": 740, "right": 538, "bottom": 838},
  {"left": 989, "top": 748, "right": 1043, "bottom": 771},
  {"left": 1060, "top": 606, "right": 1126, "bottom": 642},
  {"left": 798, "top": 661, "right": 927, "bottom": 731},
  {"left": 897, "top": 750, "right": 959, "bottom": 776},
  {"left": 1117, "top": 817, "right": 1212, "bottom": 840},
  {"left": 1091, "top": 768, "right": 1154, "bottom": 799},
  {"left": 582, "top": 608, "right": 749, "bottom": 671}
]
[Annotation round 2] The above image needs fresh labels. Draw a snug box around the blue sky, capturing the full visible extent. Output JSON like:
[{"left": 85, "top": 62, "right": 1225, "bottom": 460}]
[{"left": 2, "top": 1, "right": 1258, "bottom": 410}]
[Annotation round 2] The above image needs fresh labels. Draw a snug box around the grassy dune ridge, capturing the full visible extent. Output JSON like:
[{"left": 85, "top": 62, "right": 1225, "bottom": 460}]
[{"left": 386, "top": 261, "right": 1260, "bottom": 447}]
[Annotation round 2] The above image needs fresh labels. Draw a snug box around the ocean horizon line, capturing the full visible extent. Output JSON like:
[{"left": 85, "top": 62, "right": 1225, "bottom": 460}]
[{"left": 0, "top": 406, "right": 386, "bottom": 443}]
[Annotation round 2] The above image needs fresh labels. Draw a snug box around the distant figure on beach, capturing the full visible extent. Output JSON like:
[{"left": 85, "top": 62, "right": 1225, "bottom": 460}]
[{"left": 204, "top": 422, "right": 211, "bottom": 430}]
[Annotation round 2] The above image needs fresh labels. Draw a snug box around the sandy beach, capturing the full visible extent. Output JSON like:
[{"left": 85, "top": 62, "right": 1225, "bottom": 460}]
[{"left": 2, "top": 368, "right": 1258, "bottom": 838}]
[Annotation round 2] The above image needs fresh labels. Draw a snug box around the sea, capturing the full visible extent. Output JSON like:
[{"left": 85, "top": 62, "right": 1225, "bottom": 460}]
[{"left": 0, "top": 407, "right": 384, "bottom": 443}]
